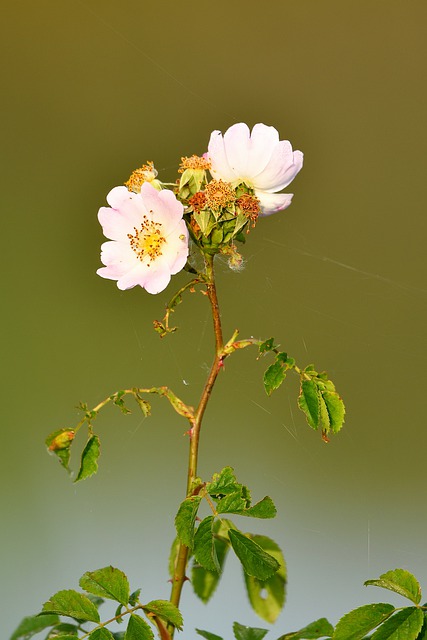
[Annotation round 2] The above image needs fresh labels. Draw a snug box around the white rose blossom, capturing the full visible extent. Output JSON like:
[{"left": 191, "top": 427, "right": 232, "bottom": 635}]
[
  {"left": 207, "top": 122, "right": 303, "bottom": 216},
  {"left": 97, "top": 182, "right": 189, "bottom": 294}
]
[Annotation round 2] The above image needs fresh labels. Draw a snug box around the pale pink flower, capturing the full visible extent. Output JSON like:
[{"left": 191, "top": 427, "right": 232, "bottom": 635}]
[
  {"left": 207, "top": 122, "right": 303, "bottom": 216},
  {"left": 97, "top": 183, "right": 189, "bottom": 294}
]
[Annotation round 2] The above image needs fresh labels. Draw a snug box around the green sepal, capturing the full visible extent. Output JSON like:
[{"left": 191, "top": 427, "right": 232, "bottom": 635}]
[
  {"left": 46, "top": 429, "right": 75, "bottom": 470},
  {"left": 277, "top": 617, "right": 333, "bottom": 639},
  {"left": 192, "top": 520, "right": 231, "bottom": 603},
  {"left": 10, "top": 614, "right": 60, "bottom": 640},
  {"left": 89, "top": 630, "right": 115, "bottom": 640},
  {"left": 74, "top": 434, "right": 100, "bottom": 482},
  {"left": 233, "top": 621, "right": 268, "bottom": 640},
  {"left": 125, "top": 614, "right": 154, "bottom": 640},
  {"left": 196, "top": 630, "right": 224, "bottom": 640},
  {"left": 365, "top": 569, "right": 422, "bottom": 605},
  {"left": 79, "top": 566, "right": 130, "bottom": 606},
  {"left": 42, "top": 590, "right": 100, "bottom": 623},
  {"left": 370, "top": 606, "right": 424, "bottom": 639},
  {"left": 194, "top": 516, "right": 220, "bottom": 572},
  {"left": 228, "top": 530, "right": 280, "bottom": 581},
  {"left": 243, "top": 535, "right": 286, "bottom": 623},
  {"left": 175, "top": 495, "right": 202, "bottom": 549},
  {"left": 333, "top": 603, "right": 395, "bottom": 640},
  {"left": 143, "top": 600, "right": 183, "bottom": 630}
]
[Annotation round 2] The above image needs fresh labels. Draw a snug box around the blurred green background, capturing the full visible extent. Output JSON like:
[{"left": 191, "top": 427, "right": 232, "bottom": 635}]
[{"left": 2, "top": 0, "right": 427, "bottom": 637}]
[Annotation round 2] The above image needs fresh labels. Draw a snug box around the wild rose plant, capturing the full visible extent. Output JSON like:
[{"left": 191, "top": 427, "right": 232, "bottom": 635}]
[{"left": 11, "top": 124, "right": 426, "bottom": 640}]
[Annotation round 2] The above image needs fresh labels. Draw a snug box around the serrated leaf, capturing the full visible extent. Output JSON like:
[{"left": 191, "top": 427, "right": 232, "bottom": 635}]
[
  {"left": 216, "top": 491, "right": 247, "bottom": 514},
  {"left": 74, "top": 435, "right": 100, "bottom": 482},
  {"left": 90, "top": 629, "right": 115, "bottom": 640},
  {"left": 371, "top": 607, "right": 424, "bottom": 639},
  {"left": 228, "top": 530, "right": 280, "bottom": 581},
  {"left": 258, "top": 338, "right": 277, "bottom": 356},
  {"left": 240, "top": 496, "right": 277, "bottom": 519},
  {"left": 175, "top": 496, "right": 202, "bottom": 549},
  {"left": 333, "top": 603, "right": 395, "bottom": 640},
  {"left": 192, "top": 521, "right": 230, "bottom": 603},
  {"left": 298, "top": 379, "right": 319, "bottom": 429},
  {"left": 278, "top": 617, "right": 333, "bottom": 639},
  {"left": 196, "top": 630, "right": 224, "bottom": 640},
  {"left": 125, "top": 614, "right": 154, "bottom": 640},
  {"left": 194, "top": 516, "right": 220, "bottom": 572},
  {"left": 143, "top": 600, "right": 183, "bottom": 630},
  {"left": 46, "top": 623, "right": 79, "bottom": 639},
  {"left": 207, "top": 467, "right": 240, "bottom": 496},
  {"left": 42, "top": 590, "right": 100, "bottom": 623},
  {"left": 243, "top": 535, "right": 286, "bottom": 623},
  {"left": 80, "top": 566, "right": 130, "bottom": 606},
  {"left": 365, "top": 569, "right": 422, "bottom": 605},
  {"left": 10, "top": 614, "right": 60, "bottom": 640},
  {"left": 322, "top": 391, "right": 345, "bottom": 434},
  {"left": 233, "top": 621, "right": 268, "bottom": 640},
  {"left": 263, "top": 361, "right": 287, "bottom": 396}
]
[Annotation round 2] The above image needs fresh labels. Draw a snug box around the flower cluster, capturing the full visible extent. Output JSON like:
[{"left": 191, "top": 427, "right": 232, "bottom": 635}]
[{"left": 97, "top": 123, "right": 303, "bottom": 293}]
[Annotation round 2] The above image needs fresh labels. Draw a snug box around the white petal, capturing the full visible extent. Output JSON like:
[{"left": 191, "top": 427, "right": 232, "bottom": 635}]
[
  {"left": 98, "top": 206, "right": 131, "bottom": 241},
  {"left": 144, "top": 268, "right": 172, "bottom": 294},
  {"left": 256, "top": 191, "right": 294, "bottom": 216},
  {"left": 208, "top": 130, "right": 236, "bottom": 182},
  {"left": 246, "top": 123, "right": 280, "bottom": 177},
  {"left": 116, "top": 264, "right": 149, "bottom": 290},
  {"left": 253, "top": 142, "right": 303, "bottom": 192},
  {"left": 223, "top": 123, "right": 251, "bottom": 177}
]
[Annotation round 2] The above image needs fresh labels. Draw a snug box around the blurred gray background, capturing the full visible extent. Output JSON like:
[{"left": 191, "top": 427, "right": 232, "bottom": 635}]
[{"left": 2, "top": 1, "right": 427, "bottom": 637}]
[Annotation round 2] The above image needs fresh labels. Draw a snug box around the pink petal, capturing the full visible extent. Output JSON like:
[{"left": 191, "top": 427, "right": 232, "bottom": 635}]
[
  {"left": 144, "top": 268, "right": 172, "bottom": 294},
  {"left": 256, "top": 191, "right": 294, "bottom": 216},
  {"left": 254, "top": 144, "right": 303, "bottom": 192},
  {"left": 246, "top": 123, "right": 280, "bottom": 177},
  {"left": 223, "top": 123, "right": 251, "bottom": 177},
  {"left": 208, "top": 130, "right": 236, "bottom": 182},
  {"left": 98, "top": 207, "right": 132, "bottom": 241}
]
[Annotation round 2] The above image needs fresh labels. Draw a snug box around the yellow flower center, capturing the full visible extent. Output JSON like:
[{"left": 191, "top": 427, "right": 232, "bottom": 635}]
[
  {"left": 125, "top": 162, "right": 158, "bottom": 193},
  {"left": 178, "top": 155, "right": 211, "bottom": 173},
  {"left": 128, "top": 215, "right": 166, "bottom": 264},
  {"left": 205, "top": 179, "right": 235, "bottom": 210}
]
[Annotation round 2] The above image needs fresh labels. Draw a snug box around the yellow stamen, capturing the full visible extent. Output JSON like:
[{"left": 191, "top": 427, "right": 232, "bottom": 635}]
[
  {"left": 205, "top": 180, "right": 235, "bottom": 210},
  {"left": 178, "top": 155, "right": 211, "bottom": 173},
  {"left": 128, "top": 214, "right": 166, "bottom": 265},
  {"left": 125, "top": 162, "right": 158, "bottom": 193}
]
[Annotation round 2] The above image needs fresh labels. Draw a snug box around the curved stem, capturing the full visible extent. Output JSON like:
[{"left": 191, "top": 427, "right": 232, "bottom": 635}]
[{"left": 168, "top": 253, "right": 224, "bottom": 635}]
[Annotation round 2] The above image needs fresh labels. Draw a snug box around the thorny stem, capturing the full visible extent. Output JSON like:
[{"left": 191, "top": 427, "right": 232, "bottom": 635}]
[{"left": 168, "top": 253, "right": 224, "bottom": 636}]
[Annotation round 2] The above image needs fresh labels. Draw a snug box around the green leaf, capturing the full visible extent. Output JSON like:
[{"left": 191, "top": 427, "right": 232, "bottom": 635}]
[
  {"left": 263, "top": 361, "right": 287, "bottom": 396},
  {"left": 333, "top": 603, "right": 395, "bottom": 640},
  {"left": 258, "top": 338, "right": 277, "bottom": 356},
  {"left": 129, "top": 589, "right": 141, "bottom": 607},
  {"left": 175, "top": 496, "right": 202, "bottom": 549},
  {"left": 125, "top": 614, "right": 154, "bottom": 640},
  {"left": 228, "top": 530, "right": 280, "bottom": 581},
  {"left": 80, "top": 566, "right": 130, "bottom": 606},
  {"left": 298, "top": 379, "right": 319, "bottom": 429},
  {"left": 143, "top": 600, "right": 183, "bottom": 630},
  {"left": 132, "top": 390, "right": 151, "bottom": 417},
  {"left": 278, "top": 617, "right": 334, "bottom": 639},
  {"left": 243, "top": 535, "right": 286, "bottom": 623},
  {"left": 45, "top": 623, "right": 80, "bottom": 639},
  {"left": 216, "top": 491, "right": 247, "bottom": 514},
  {"left": 192, "top": 520, "right": 231, "bottom": 603},
  {"left": 46, "top": 429, "right": 76, "bottom": 470},
  {"left": 240, "top": 496, "right": 277, "bottom": 519},
  {"left": 207, "top": 467, "right": 240, "bottom": 496},
  {"left": 196, "top": 630, "right": 224, "bottom": 640},
  {"left": 194, "top": 516, "right": 220, "bottom": 572},
  {"left": 365, "top": 569, "right": 422, "bottom": 605},
  {"left": 168, "top": 536, "right": 181, "bottom": 578},
  {"left": 90, "top": 630, "right": 115, "bottom": 640},
  {"left": 322, "top": 391, "right": 345, "bottom": 434},
  {"left": 111, "top": 391, "right": 131, "bottom": 415},
  {"left": 42, "top": 590, "right": 100, "bottom": 623},
  {"left": 233, "top": 621, "right": 268, "bottom": 640},
  {"left": 74, "top": 434, "right": 100, "bottom": 482},
  {"left": 371, "top": 607, "right": 424, "bottom": 639},
  {"left": 10, "top": 614, "right": 60, "bottom": 640}
]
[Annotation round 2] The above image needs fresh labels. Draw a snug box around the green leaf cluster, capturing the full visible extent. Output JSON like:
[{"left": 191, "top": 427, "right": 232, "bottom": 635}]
[
  {"left": 173, "top": 467, "right": 285, "bottom": 623},
  {"left": 10, "top": 566, "right": 183, "bottom": 640}
]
